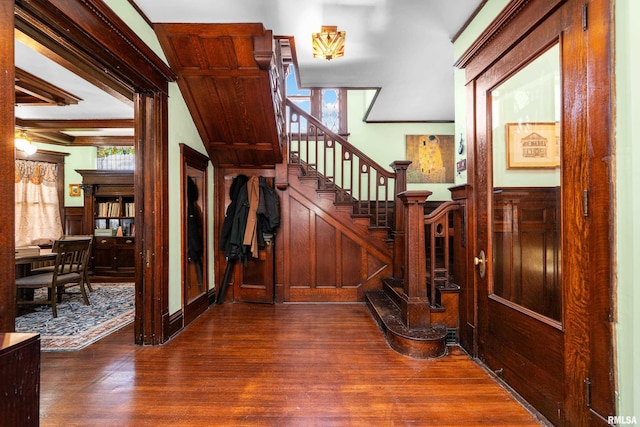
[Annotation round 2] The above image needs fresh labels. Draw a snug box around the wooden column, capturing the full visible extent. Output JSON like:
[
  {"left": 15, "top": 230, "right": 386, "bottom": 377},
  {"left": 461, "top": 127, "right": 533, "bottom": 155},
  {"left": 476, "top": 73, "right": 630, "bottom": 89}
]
[
  {"left": 398, "top": 190, "right": 431, "bottom": 329},
  {"left": 0, "top": 0, "right": 15, "bottom": 331},
  {"left": 390, "top": 161, "right": 412, "bottom": 279}
]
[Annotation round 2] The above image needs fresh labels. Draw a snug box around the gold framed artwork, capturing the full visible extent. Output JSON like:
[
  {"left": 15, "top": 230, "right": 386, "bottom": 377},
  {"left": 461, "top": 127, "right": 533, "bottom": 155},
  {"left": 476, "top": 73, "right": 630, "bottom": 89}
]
[
  {"left": 506, "top": 122, "right": 560, "bottom": 168},
  {"left": 69, "top": 184, "right": 81, "bottom": 197},
  {"left": 405, "top": 134, "right": 455, "bottom": 183}
]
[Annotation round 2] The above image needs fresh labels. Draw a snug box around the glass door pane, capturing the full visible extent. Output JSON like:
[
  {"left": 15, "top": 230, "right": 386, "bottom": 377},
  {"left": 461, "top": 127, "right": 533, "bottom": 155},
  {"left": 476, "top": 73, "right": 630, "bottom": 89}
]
[{"left": 490, "top": 44, "right": 562, "bottom": 322}]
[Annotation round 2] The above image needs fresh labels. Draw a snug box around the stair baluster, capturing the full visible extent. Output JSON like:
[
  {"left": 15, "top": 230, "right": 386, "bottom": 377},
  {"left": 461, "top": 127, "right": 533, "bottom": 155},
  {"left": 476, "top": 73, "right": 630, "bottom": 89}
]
[{"left": 287, "top": 99, "right": 395, "bottom": 229}]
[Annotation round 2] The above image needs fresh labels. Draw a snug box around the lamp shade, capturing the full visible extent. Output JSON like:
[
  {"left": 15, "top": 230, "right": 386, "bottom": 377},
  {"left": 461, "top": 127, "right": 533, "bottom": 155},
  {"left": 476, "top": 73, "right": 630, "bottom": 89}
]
[
  {"left": 312, "top": 26, "right": 345, "bottom": 61},
  {"left": 15, "top": 130, "right": 37, "bottom": 155}
]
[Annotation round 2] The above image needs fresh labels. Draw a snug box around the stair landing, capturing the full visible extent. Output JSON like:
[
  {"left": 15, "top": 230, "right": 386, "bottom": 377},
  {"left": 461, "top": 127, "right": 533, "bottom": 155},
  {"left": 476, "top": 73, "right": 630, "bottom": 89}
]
[{"left": 365, "top": 290, "right": 447, "bottom": 358}]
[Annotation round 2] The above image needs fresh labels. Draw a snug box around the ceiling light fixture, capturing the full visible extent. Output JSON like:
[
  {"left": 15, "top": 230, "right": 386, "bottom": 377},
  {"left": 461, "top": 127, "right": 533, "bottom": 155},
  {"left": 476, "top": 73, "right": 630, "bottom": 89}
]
[
  {"left": 15, "top": 129, "right": 38, "bottom": 155},
  {"left": 312, "top": 26, "right": 345, "bottom": 61}
]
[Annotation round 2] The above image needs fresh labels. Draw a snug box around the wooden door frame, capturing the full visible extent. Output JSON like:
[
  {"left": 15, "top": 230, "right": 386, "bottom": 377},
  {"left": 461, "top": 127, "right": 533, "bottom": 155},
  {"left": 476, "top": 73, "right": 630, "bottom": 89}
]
[
  {"left": 456, "top": 0, "right": 614, "bottom": 424},
  {"left": 180, "top": 143, "right": 211, "bottom": 324},
  {"left": 214, "top": 168, "right": 277, "bottom": 304},
  {"left": 0, "top": 0, "right": 16, "bottom": 331},
  {"left": 2, "top": 0, "right": 177, "bottom": 345}
]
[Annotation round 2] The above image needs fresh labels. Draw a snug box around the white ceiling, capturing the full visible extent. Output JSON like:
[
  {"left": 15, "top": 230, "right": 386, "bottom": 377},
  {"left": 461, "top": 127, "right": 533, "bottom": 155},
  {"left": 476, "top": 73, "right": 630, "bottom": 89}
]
[
  {"left": 133, "top": 0, "right": 482, "bottom": 122},
  {"left": 14, "top": 39, "right": 135, "bottom": 139},
  {"left": 14, "top": 0, "right": 483, "bottom": 135}
]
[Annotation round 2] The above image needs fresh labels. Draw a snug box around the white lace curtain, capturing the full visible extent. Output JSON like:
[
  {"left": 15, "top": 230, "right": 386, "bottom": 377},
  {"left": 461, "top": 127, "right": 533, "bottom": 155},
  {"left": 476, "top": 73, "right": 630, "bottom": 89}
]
[{"left": 15, "top": 160, "right": 64, "bottom": 247}]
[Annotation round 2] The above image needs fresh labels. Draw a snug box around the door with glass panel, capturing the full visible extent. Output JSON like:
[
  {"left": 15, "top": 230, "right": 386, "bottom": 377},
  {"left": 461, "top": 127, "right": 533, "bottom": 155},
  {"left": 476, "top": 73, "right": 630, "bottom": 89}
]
[
  {"left": 469, "top": 1, "right": 614, "bottom": 425},
  {"left": 471, "top": 10, "right": 568, "bottom": 422},
  {"left": 479, "top": 43, "right": 564, "bottom": 424}
]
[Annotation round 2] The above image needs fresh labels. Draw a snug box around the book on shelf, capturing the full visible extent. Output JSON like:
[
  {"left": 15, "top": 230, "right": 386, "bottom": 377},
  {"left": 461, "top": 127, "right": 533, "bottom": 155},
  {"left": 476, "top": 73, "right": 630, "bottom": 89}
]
[
  {"left": 124, "top": 202, "right": 135, "bottom": 217},
  {"left": 97, "top": 201, "right": 122, "bottom": 217}
]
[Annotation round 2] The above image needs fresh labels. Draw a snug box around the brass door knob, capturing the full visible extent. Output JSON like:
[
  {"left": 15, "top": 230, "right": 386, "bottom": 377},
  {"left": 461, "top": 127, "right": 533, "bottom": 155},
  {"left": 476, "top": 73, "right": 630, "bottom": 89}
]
[{"left": 474, "top": 250, "right": 487, "bottom": 278}]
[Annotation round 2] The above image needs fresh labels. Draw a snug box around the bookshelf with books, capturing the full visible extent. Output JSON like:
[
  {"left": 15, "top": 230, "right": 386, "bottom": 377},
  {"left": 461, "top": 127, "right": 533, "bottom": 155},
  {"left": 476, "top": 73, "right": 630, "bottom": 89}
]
[
  {"left": 93, "top": 196, "right": 135, "bottom": 237},
  {"left": 77, "top": 170, "right": 135, "bottom": 278}
]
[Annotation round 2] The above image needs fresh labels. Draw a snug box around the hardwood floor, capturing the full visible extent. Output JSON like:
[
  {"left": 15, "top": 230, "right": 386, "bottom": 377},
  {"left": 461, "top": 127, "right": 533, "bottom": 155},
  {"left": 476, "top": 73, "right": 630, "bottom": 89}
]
[{"left": 40, "top": 303, "right": 544, "bottom": 426}]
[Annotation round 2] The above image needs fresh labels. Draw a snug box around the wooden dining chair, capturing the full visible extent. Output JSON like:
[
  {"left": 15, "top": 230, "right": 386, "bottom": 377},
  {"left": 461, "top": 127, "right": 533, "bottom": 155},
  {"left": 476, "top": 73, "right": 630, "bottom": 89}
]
[
  {"left": 16, "top": 238, "right": 92, "bottom": 318},
  {"left": 30, "top": 235, "right": 94, "bottom": 292}
]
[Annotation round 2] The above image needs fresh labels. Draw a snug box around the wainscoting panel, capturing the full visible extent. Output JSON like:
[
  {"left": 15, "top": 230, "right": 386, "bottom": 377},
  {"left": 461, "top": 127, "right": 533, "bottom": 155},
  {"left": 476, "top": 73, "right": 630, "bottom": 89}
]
[{"left": 281, "top": 176, "right": 391, "bottom": 303}]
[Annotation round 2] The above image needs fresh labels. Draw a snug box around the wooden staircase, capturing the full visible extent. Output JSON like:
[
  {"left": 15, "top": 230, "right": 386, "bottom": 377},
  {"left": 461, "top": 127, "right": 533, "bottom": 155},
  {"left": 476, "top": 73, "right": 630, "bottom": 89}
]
[
  {"left": 364, "top": 192, "right": 462, "bottom": 358},
  {"left": 283, "top": 101, "right": 461, "bottom": 358}
]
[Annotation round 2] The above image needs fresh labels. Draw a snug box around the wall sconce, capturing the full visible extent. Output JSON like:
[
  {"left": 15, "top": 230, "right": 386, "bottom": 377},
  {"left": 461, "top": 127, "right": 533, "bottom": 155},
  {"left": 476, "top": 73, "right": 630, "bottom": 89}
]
[
  {"left": 15, "top": 129, "right": 38, "bottom": 155},
  {"left": 312, "top": 26, "right": 345, "bottom": 61}
]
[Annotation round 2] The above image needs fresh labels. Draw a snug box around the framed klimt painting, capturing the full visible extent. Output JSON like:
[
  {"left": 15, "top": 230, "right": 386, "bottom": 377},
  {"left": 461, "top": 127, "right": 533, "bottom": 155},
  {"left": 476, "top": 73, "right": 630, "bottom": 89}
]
[
  {"left": 405, "top": 134, "right": 455, "bottom": 183},
  {"left": 506, "top": 122, "right": 560, "bottom": 168}
]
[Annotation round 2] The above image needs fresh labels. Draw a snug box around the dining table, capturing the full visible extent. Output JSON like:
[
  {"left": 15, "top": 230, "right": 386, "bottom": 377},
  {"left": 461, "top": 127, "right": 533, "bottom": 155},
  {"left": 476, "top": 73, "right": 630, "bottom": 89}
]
[{"left": 15, "top": 249, "right": 56, "bottom": 270}]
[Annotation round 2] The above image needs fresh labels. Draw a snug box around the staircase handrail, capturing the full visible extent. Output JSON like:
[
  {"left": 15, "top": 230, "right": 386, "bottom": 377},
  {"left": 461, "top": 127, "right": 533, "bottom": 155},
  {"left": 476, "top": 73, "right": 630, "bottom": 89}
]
[
  {"left": 286, "top": 100, "right": 395, "bottom": 180},
  {"left": 286, "top": 99, "right": 396, "bottom": 228}
]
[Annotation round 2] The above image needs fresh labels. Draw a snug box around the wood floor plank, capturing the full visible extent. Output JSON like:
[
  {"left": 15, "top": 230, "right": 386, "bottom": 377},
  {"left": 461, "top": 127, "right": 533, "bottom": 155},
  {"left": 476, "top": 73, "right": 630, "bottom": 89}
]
[{"left": 40, "top": 303, "right": 543, "bottom": 426}]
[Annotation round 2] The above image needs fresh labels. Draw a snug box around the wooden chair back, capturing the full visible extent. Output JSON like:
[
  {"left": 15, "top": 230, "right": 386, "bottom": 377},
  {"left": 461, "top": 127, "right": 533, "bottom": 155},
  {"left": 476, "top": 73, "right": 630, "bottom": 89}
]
[
  {"left": 53, "top": 239, "right": 91, "bottom": 279},
  {"left": 16, "top": 237, "right": 93, "bottom": 317}
]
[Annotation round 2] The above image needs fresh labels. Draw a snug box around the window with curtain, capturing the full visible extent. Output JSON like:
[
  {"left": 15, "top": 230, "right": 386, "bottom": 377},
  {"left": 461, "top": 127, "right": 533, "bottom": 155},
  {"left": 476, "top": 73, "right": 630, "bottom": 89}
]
[{"left": 15, "top": 159, "right": 64, "bottom": 247}]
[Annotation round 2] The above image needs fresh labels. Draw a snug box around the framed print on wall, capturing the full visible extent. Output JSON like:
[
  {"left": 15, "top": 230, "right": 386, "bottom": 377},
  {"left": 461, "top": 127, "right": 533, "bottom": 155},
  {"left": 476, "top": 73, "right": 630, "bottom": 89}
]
[
  {"left": 405, "top": 134, "right": 455, "bottom": 183},
  {"left": 506, "top": 122, "right": 560, "bottom": 168},
  {"left": 68, "top": 183, "right": 81, "bottom": 196}
]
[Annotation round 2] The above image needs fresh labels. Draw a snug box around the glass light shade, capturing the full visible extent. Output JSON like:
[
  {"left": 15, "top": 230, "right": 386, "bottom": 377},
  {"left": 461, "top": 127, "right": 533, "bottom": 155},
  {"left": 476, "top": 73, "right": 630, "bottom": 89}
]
[
  {"left": 15, "top": 130, "right": 37, "bottom": 155},
  {"left": 312, "top": 26, "right": 345, "bottom": 61}
]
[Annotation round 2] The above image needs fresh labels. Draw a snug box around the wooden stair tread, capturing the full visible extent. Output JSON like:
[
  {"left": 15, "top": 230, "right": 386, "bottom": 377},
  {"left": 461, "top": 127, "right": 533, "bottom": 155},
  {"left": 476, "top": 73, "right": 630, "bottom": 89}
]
[{"left": 365, "top": 290, "right": 447, "bottom": 358}]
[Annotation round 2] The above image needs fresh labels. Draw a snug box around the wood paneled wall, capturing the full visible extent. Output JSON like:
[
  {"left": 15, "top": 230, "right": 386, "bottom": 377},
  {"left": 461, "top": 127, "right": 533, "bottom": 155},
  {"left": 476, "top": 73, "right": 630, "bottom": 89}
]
[
  {"left": 63, "top": 206, "right": 84, "bottom": 235},
  {"left": 493, "top": 187, "right": 561, "bottom": 321},
  {"left": 216, "top": 166, "right": 392, "bottom": 304},
  {"left": 277, "top": 170, "right": 392, "bottom": 303}
]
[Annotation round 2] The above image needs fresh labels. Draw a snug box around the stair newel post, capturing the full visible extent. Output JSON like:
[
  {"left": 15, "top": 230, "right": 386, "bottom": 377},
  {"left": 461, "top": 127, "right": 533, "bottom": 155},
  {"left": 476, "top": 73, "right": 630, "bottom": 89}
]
[
  {"left": 398, "top": 190, "right": 432, "bottom": 329},
  {"left": 390, "top": 161, "right": 412, "bottom": 279}
]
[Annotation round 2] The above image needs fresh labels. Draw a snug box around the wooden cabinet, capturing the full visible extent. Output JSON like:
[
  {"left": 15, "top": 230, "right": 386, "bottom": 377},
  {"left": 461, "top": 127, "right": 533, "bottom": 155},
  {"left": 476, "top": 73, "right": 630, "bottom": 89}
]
[
  {"left": 77, "top": 170, "right": 135, "bottom": 279},
  {"left": 0, "top": 333, "right": 40, "bottom": 427},
  {"left": 92, "top": 236, "right": 136, "bottom": 277}
]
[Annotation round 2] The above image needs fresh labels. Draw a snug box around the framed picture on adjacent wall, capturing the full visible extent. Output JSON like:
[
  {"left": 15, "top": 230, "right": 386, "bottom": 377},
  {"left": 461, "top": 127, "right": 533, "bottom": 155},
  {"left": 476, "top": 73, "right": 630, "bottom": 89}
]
[
  {"left": 68, "top": 184, "right": 81, "bottom": 197},
  {"left": 505, "top": 122, "right": 560, "bottom": 168}
]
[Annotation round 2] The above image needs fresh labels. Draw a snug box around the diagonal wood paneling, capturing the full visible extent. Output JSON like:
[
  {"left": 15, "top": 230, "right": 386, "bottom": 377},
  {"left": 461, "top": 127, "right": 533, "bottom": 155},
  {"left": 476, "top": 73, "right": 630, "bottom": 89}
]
[{"left": 155, "top": 23, "right": 285, "bottom": 168}]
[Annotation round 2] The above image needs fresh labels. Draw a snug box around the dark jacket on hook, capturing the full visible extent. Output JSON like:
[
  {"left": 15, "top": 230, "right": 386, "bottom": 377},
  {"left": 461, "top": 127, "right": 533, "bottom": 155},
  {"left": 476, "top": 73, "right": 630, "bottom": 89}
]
[
  {"left": 220, "top": 174, "right": 248, "bottom": 258},
  {"left": 257, "top": 176, "right": 280, "bottom": 234}
]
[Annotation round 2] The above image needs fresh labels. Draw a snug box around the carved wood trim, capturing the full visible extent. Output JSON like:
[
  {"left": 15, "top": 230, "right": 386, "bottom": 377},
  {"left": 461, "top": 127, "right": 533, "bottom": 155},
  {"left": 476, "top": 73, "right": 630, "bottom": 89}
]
[
  {"left": 254, "top": 29, "right": 274, "bottom": 70},
  {"left": 455, "top": 0, "right": 565, "bottom": 82},
  {"left": 15, "top": 0, "right": 176, "bottom": 94},
  {"left": 14, "top": 0, "right": 176, "bottom": 109}
]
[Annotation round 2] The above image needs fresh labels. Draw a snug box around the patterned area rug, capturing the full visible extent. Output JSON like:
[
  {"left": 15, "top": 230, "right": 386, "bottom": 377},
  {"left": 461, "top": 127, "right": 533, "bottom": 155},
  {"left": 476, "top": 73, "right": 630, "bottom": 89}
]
[{"left": 15, "top": 283, "right": 134, "bottom": 352}]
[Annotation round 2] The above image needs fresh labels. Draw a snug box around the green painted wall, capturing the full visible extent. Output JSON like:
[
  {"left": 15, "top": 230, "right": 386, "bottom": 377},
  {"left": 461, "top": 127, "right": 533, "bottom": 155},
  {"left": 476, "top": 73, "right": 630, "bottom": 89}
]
[
  {"left": 103, "top": 0, "right": 210, "bottom": 314},
  {"left": 34, "top": 143, "right": 97, "bottom": 207},
  {"left": 614, "top": 0, "right": 640, "bottom": 417},
  {"left": 346, "top": 90, "right": 455, "bottom": 201}
]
